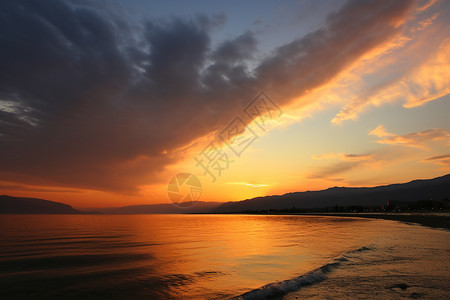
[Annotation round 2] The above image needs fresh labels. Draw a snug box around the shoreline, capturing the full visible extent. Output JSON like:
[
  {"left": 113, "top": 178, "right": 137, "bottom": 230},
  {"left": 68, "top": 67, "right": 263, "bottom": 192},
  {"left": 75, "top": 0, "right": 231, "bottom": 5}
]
[
  {"left": 289, "top": 212, "right": 450, "bottom": 230},
  {"left": 2, "top": 212, "right": 450, "bottom": 230}
]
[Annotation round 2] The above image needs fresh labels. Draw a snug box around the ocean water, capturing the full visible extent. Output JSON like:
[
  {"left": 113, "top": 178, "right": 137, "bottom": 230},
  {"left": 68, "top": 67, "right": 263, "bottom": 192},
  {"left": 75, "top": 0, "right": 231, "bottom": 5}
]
[{"left": 0, "top": 214, "right": 448, "bottom": 299}]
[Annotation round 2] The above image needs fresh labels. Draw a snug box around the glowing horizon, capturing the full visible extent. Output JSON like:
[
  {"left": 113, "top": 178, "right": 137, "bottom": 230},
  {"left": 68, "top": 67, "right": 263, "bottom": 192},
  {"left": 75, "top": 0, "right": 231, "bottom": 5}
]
[{"left": 0, "top": 0, "right": 449, "bottom": 208}]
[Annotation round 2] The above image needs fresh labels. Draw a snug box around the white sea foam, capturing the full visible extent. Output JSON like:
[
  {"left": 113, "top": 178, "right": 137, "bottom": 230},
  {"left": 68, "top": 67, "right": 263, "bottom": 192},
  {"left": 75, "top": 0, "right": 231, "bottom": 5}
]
[{"left": 235, "top": 246, "right": 372, "bottom": 300}]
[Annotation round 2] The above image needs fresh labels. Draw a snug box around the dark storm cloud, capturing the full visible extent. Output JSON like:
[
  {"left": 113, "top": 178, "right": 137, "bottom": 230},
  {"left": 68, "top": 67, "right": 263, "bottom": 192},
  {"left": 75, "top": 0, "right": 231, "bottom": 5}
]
[
  {"left": 0, "top": 0, "right": 254, "bottom": 192},
  {"left": 255, "top": 0, "right": 414, "bottom": 102},
  {"left": 212, "top": 32, "right": 257, "bottom": 63},
  {"left": 0, "top": 0, "right": 415, "bottom": 192}
]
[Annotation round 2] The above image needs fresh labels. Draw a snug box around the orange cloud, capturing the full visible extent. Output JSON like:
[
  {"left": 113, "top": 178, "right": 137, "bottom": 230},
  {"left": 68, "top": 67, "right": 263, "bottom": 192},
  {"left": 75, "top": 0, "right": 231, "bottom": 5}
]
[
  {"left": 370, "top": 126, "right": 450, "bottom": 148},
  {"left": 331, "top": 0, "right": 449, "bottom": 124},
  {"left": 417, "top": 0, "right": 438, "bottom": 11},
  {"left": 369, "top": 125, "right": 395, "bottom": 138},
  {"left": 402, "top": 37, "right": 450, "bottom": 108}
]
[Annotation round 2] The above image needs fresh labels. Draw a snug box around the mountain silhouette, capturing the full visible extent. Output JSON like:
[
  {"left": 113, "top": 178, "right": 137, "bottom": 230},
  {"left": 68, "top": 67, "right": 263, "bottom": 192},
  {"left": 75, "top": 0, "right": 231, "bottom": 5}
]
[
  {"left": 0, "top": 195, "right": 82, "bottom": 214},
  {"left": 96, "top": 202, "right": 223, "bottom": 214},
  {"left": 214, "top": 174, "right": 450, "bottom": 213},
  {"left": 2, "top": 174, "right": 449, "bottom": 214}
]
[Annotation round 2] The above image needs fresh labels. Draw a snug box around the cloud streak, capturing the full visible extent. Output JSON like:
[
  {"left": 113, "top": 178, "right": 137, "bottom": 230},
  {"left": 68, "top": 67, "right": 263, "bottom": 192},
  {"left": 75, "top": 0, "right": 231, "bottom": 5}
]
[
  {"left": 309, "top": 152, "right": 380, "bottom": 180},
  {"left": 370, "top": 125, "right": 450, "bottom": 148},
  {"left": 422, "top": 154, "right": 450, "bottom": 169},
  {"left": 225, "top": 182, "right": 269, "bottom": 188},
  {"left": 331, "top": 0, "right": 450, "bottom": 124},
  {"left": 313, "top": 153, "right": 375, "bottom": 162},
  {"left": 369, "top": 125, "right": 395, "bottom": 138}
]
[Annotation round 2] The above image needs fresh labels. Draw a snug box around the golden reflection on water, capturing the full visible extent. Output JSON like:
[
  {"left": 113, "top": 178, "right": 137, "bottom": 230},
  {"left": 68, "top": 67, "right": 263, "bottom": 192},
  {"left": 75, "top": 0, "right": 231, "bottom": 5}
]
[{"left": 2, "top": 214, "right": 443, "bottom": 299}]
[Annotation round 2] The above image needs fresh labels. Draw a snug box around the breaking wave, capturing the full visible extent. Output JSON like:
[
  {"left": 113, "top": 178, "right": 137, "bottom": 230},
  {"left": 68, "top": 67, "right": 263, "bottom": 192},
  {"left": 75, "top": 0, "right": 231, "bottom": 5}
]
[{"left": 234, "top": 246, "right": 372, "bottom": 299}]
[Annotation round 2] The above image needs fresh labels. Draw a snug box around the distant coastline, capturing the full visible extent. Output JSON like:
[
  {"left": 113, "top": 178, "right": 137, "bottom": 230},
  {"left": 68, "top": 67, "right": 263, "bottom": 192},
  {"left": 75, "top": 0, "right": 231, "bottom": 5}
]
[
  {"left": 2, "top": 174, "right": 449, "bottom": 231},
  {"left": 276, "top": 212, "right": 450, "bottom": 230},
  {"left": 191, "top": 211, "right": 450, "bottom": 230}
]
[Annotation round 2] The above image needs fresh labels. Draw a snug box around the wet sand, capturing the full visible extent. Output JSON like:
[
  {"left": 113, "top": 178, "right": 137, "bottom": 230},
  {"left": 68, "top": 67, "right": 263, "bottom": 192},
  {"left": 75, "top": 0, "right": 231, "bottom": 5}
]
[{"left": 281, "top": 213, "right": 450, "bottom": 299}]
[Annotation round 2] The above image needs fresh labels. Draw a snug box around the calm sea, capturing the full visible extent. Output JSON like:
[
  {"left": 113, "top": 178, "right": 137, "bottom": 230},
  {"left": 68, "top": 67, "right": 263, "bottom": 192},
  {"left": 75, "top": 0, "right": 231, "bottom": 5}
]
[{"left": 0, "top": 214, "right": 449, "bottom": 299}]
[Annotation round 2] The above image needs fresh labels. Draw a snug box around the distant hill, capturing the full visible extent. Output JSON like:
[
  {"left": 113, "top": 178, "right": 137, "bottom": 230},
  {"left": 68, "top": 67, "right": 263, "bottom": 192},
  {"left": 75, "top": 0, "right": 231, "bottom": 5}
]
[
  {"left": 3, "top": 174, "right": 449, "bottom": 214},
  {"left": 215, "top": 174, "right": 450, "bottom": 213},
  {"left": 95, "top": 201, "right": 223, "bottom": 214},
  {"left": 0, "top": 195, "right": 82, "bottom": 214},
  {"left": 0, "top": 194, "right": 222, "bottom": 215}
]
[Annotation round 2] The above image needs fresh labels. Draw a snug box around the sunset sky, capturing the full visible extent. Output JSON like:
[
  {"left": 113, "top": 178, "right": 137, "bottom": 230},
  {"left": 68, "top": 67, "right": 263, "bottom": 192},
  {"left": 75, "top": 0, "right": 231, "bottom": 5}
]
[{"left": 0, "top": 0, "right": 449, "bottom": 208}]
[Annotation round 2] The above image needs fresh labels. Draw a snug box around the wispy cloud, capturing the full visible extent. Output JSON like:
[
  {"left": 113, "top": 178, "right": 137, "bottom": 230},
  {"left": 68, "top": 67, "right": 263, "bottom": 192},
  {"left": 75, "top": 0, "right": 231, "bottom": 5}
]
[
  {"left": 225, "top": 182, "right": 270, "bottom": 188},
  {"left": 309, "top": 161, "right": 365, "bottom": 180},
  {"left": 0, "top": 182, "right": 83, "bottom": 193},
  {"left": 369, "top": 125, "right": 395, "bottom": 138},
  {"left": 310, "top": 152, "right": 380, "bottom": 179},
  {"left": 425, "top": 154, "right": 450, "bottom": 160},
  {"left": 422, "top": 154, "right": 450, "bottom": 168},
  {"left": 370, "top": 125, "right": 450, "bottom": 148},
  {"left": 313, "top": 153, "right": 375, "bottom": 161},
  {"left": 331, "top": 0, "right": 450, "bottom": 124}
]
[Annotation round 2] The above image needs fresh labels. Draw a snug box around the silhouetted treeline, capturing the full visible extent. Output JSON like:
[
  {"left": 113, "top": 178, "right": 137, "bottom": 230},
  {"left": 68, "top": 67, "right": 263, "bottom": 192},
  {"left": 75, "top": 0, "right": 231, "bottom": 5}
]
[{"left": 230, "top": 198, "right": 450, "bottom": 214}]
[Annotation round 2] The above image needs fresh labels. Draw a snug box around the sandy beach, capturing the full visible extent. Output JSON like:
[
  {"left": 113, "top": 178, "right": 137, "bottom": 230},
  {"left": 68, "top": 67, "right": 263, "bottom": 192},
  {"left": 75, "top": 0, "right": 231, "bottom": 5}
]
[{"left": 279, "top": 213, "right": 450, "bottom": 299}]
